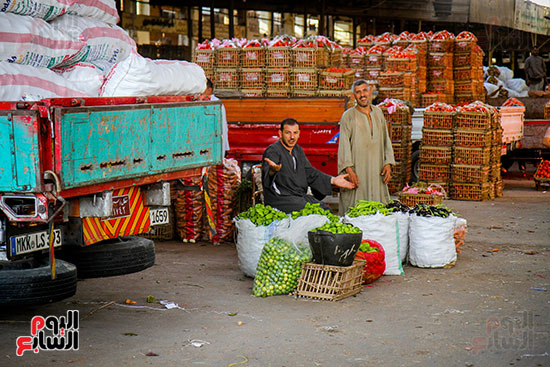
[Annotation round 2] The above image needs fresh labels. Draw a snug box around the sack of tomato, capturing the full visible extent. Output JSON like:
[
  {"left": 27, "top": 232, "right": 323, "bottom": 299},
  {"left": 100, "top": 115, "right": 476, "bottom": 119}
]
[
  {"left": 534, "top": 160, "right": 550, "bottom": 191},
  {"left": 354, "top": 240, "right": 386, "bottom": 284}
]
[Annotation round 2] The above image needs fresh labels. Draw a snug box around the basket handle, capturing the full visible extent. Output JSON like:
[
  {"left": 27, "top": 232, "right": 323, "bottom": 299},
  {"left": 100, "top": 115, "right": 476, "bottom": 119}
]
[{"left": 427, "top": 183, "right": 447, "bottom": 199}]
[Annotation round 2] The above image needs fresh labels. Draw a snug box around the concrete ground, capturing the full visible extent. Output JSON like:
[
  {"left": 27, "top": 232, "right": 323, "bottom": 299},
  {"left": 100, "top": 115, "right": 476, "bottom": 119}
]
[{"left": 1, "top": 178, "right": 549, "bottom": 367}]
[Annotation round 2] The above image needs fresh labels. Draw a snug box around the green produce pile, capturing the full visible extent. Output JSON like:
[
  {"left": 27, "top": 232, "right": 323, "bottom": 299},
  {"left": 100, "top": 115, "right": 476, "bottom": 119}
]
[
  {"left": 237, "top": 204, "right": 288, "bottom": 226},
  {"left": 290, "top": 202, "right": 337, "bottom": 221},
  {"left": 346, "top": 200, "right": 393, "bottom": 217},
  {"left": 359, "top": 241, "right": 380, "bottom": 253},
  {"left": 310, "top": 221, "right": 361, "bottom": 234},
  {"left": 253, "top": 238, "right": 311, "bottom": 297},
  {"left": 410, "top": 203, "right": 454, "bottom": 218}
]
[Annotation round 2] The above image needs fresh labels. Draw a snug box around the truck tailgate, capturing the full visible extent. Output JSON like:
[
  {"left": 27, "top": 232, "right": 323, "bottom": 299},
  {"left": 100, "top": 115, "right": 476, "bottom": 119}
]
[{"left": 54, "top": 101, "right": 222, "bottom": 190}]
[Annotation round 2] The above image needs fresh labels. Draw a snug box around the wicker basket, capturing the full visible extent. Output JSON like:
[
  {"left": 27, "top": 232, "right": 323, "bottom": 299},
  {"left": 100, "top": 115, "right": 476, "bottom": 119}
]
[
  {"left": 453, "top": 147, "right": 491, "bottom": 166},
  {"left": 319, "top": 70, "right": 355, "bottom": 90},
  {"left": 379, "top": 72, "right": 413, "bottom": 88},
  {"left": 451, "top": 164, "right": 490, "bottom": 183},
  {"left": 292, "top": 48, "right": 317, "bottom": 68},
  {"left": 390, "top": 124, "right": 412, "bottom": 141},
  {"left": 454, "top": 52, "right": 483, "bottom": 67},
  {"left": 454, "top": 40, "right": 477, "bottom": 53},
  {"left": 242, "top": 47, "right": 265, "bottom": 68},
  {"left": 451, "top": 182, "right": 491, "bottom": 201},
  {"left": 427, "top": 79, "right": 454, "bottom": 94},
  {"left": 453, "top": 66, "right": 483, "bottom": 81},
  {"left": 291, "top": 68, "right": 318, "bottom": 91},
  {"left": 386, "top": 57, "right": 416, "bottom": 72},
  {"left": 217, "top": 47, "right": 241, "bottom": 68},
  {"left": 139, "top": 206, "right": 174, "bottom": 241},
  {"left": 429, "top": 39, "right": 454, "bottom": 53},
  {"left": 330, "top": 48, "right": 344, "bottom": 67},
  {"left": 423, "top": 111, "right": 455, "bottom": 129},
  {"left": 422, "top": 128, "right": 453, "bottom": 147},
  {"left": 296, "top": 260, "right": 365, "bottom": 301},
  {"left": 378, "top": 87, "right": 411, "bottom": 101},
  {"left": 381, "top": 108, "right": 411, "bottom": 125},
  {"left": 455, "top": 111, "right": 492, "bottom": 129},
  {"left": 215, "top": 68, "right": 240, "bottom": 90},
  {"left": 392, "top": 142, "right": 412, "bottom": 161},
  {"left": 364, "top": 68, "right": 380, "bottom": 81},
  {"left": 428, "top": 52, "right": 453, "bottom": 67},
  {"left": 267, "top": 47, "right": 291, "bottom": 68},
  {"left": 240, "top": 68, "right": 264, "bottom": 89},
  {"left": 266, "top": 68, "right": 290, "bottom": 89},
  {"left": 265, "top": 88, "right": 290, "bottom": 97},
  {"left": 419, "top": 163, "right": 451, "bottom": 182},
  {"left": 399, "top": 184, "right": 446, "bottom": 207},
  {"left": 454, "top": 128, "right": 492, "bottom": 148},
  {"left": 193, "top": 49, "right": 215, "bottom": 70},
  {"left": 420, "top": 146, "right": 452, "bottom": 165},
  {"left": 241, "top": 89, "right": 264, "bottom": 97},
  {"left": 428, "top": 67, "right": 453, "bottom": 80},
  {"left": 365, "top": 53, "right": 384, "bottom": 69},
  {"left": 349, "top": 54, "right": 365, "bottom": 68}
]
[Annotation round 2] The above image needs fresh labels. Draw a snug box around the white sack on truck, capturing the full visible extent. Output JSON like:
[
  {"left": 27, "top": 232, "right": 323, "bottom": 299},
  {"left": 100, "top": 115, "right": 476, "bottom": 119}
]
[
  {"left": 0, "top": 0, "right": 71, "bottom": 21},
  {"left": 53, "top": 60, "right": 113, "bottom": 96},
  {"left": 0, "top": 62, "right": 88, "bottom": 100},
  {"left": 67, "top": 0, "right": 119, "bottom": 25},
  {"left": 0, "top": 13, "right": 84, "bottom": 68},
  {"left": 50, "top": 14, "right": 136, "bottom": 68},
  {"left": 1, "top": 0, "right": 119, "bottom": 24},
  {"left": 100, "top": 53, "right": 207, "bottom": 97}
]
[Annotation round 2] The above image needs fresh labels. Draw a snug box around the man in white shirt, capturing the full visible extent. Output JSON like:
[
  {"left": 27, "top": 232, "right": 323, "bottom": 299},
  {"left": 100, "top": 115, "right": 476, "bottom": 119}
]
[{"left": 202, "top": 79, "right": 230, "bottom": 157}]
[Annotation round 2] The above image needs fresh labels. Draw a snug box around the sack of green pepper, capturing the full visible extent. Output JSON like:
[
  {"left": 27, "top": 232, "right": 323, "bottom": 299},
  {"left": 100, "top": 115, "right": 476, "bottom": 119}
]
[
  {"left": 253, "top": 237, "right": 312, "bottom": 297},
  {"left": 344, "top": 200, "right": 404, "bottom": 275},
  {"left": 355, "top": 239, "right": 385, "bottom": 284},
  {"left": 234, "top": 204, "right": 290, "bottom": 277}
]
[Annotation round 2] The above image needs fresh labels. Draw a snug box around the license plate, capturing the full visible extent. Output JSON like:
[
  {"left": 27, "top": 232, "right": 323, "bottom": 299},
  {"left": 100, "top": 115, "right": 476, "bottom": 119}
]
[
  {"left": 10, "top": 229, "right": 62, "bottom": 256},
  {"left": 149, "top": 208, "right": 169, "bottom": 226}
]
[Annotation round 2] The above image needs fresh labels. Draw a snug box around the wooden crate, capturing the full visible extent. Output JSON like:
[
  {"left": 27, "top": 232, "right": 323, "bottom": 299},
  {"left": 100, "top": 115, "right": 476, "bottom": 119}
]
[
  {"left": 291, "top": 68, "right": 318, "bottom": 91},
  {"left": 399, "top": 192, "right": 444, "bottom": 207},
  {"left": 215, "top": 68, "right": 239, "bottom": 90},
  {"left": 420, "top": 146, "right": 452, "bottom": 165},
  {"left": 382, "top": 108, "right": 411, "bottom": 125},
  {"left": 451, "top": 182, "right": 492, "bottom": 201},
  {"left": 419, "top": 163, "right": 451, "bottom": 182},
  {"left": 379, "top": 72, "right": 413, "bottom": 88},
  {"left": 423, "top": 111, "right": 455, "bottom": 129},
  {"left": 451, "top": 164, "right": 490, "bottom": 183},
  {"left": 319, "top": 70, "right": 355, "bottom": 90},
  {"left": 265, "top": 68, "right": 290, "bottom": 89},
  {"left": 455, "top": 111, "right": 492, "bottom": 129},
  {"left": 296, "top": 260, "right": 365, "bottom": 301},
  {"left": 422, "top": 128, "right": 453, "bottom": 147},
  {"left": 453, "top": 147, "right": 491, "bottom": 166},
  {"left": 390, "top": 124, "right": 412, "bottom": 141},
  {"left": 240, "top": 68, "right": 264, "bottom": 89},
  {"left": 267, "top": 47, "right": 291, "bottom": 68},
  {"left": 454, "top": 129, "right": 492, "bottom": 148},
  {"left": 217, "top": 47, "right": 240, "bottom": 68},
  {"left": 242, "top": 47, "right": 265, "bottom": 68}
]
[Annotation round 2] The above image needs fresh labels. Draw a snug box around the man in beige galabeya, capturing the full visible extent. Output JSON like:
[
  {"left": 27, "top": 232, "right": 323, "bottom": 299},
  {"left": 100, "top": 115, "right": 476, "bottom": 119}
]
[{"left": 337, "top": 80, "right": 395, "bottom": 215}]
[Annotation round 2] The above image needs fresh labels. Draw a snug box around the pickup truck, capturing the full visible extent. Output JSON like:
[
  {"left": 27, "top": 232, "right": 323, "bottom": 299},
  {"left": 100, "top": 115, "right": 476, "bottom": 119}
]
[{"left": 0, "top": 96, "right": 222, "bottom": 305}]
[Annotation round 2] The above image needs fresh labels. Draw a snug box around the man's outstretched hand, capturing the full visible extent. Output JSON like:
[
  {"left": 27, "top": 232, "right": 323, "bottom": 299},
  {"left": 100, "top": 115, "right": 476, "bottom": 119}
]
[
  {"left": 264, "top": 157, "right": 282, "bottom": 175},
  {"left": 331, "top": 173, "right": 356, "bottom": 190}
]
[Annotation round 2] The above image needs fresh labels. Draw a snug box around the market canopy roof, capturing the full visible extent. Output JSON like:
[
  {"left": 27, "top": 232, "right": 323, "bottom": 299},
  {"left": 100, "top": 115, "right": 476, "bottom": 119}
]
[{"left": 151, "top": 0, "right": 550, "bottom": 35}]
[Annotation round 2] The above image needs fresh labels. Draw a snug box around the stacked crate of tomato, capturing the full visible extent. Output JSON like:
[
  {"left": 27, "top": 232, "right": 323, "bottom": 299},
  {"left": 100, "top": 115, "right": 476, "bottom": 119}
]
[
  {"left": 418, "top": 102, "right": 456, "bottom": 193},
  {"left": 427, "top": 31, "right": 454, "bottom": 104},
  {"left": 378, "top": 99, "right": 412, "bottom": 193},
  {"left": 379, "top": 47, "right": 415, "bottom": 103},
  {"left": 290, "top": 38, "right": 320, "bottom": 96},
  {"left": 240, "top": 39, "right": 266, "bottom": 97},
  {"left": 453, "top": 32, "right": 485, "bottom": 104},
  {"left": 450, "top": 102, "right": 495, "bottom": 200},
  {"left": 213, "top": 40, "right": 241, "bottom": 92},
  {"left": 265, "top": 36, "right": 294, "bottom": 97},
  {"left": 318, "top": 67, "right": 355, "bottom": 96},
  {"left": 193, "top": 40, "right": 217, "bottom": 80}
]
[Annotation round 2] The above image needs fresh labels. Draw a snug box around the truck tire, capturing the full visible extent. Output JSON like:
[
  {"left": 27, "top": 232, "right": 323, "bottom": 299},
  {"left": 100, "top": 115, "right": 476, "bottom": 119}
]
[
  {"left": 410, "top": 150, "right": 421, "bottom": 183},
  {"left": 0, "top": 258, "right": 77, "bottom": 306},
  {"left": 59, "top": 236, "right": 155, "bottom": 278}
]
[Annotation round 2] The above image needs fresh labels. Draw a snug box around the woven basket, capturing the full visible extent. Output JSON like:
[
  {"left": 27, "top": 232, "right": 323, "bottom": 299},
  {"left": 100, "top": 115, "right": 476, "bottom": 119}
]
[
  {"left": 419, "top": 163, "right": 451, "bottom": 182},
  {"left": 242, "top": 47, "right": 265, "bottom": 68},
  {"left": 319, "top": 70, "right": 355, "bottom": 90},
  {"left": 422, "top": 128, "right": 453, "bottom": 147},
  {"left": 381, "top": 108, "right": 411, "bottom": 125},
  {"left": 423, "top": 111, "right": 455, "bottom": 129},
  {"left": 291, "top": 68, "right": 318, "bottom": 91},
  {"left": 451, "top": 164, "right": 490, "bottom": 183},
  {"left": 454, "top": 128, "right": 492, "bottom": 148},
  {"left": 454, "top": 147, "right": 491, "bottom": 166},
  {"left": 296, "top": 260, "right": 365, "bottom": 301},
  {"left": 379, "top": 72, "right": 413, "bottom": 88},
  {"left": 399, "top": 183, "right": 446, "bottom": 207},
  {"left": 420, "top": 146, "right": 452, "bottom": 165},
  {"left": 217, "top": 47, "right": 240, "bottom": 68},
  {"left": 240, "top": 68, "right": 264, "bottom": 89},
  {"left": 451, "top": 182, "right": 491, "bottom": 201},
  {"left": 215, "top": 68, "right": 240, "bottom": 90},
  {"left": 267, "top": 47, "right": 291, "bottom": 68},
  {"left": 455, "top": 111, "right": 492, "bottom": 129}
]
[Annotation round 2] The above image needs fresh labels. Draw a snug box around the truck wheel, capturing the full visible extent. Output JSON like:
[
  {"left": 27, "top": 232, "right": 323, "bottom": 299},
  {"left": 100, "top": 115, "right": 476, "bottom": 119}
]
[
  {"left": 0, "top": 258, "right": 77, "bottom": 306},
  {"left": 410, "top": 150, "right": 420, "bottom": 183},
  {"left": 59, "top": 236, "right": 155, "bottom": 278}
]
